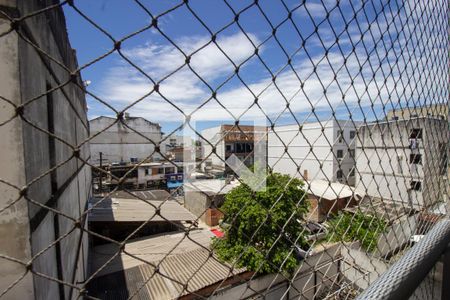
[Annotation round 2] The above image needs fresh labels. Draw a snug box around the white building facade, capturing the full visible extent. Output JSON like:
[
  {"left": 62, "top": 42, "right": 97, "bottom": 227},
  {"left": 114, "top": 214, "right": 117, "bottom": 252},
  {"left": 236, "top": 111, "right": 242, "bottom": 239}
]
[
  {"left": 356, "top": 117, "right": 448, "bottom": 209},
  {"left": 268, "top": 120, "right": 359, "bottom": 185},
  {"left": 89, "top": 116, "right": 162, "bottom": 164}
]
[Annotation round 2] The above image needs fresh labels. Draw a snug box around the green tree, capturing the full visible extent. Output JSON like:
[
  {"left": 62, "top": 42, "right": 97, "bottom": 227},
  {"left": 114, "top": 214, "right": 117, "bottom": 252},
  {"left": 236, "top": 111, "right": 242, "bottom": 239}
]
[
  {"left": 327, "top": 211, "right": 387, "bottom": 252},
  {"left": 212, "top": 173, "right": 309, "bottom": 275}
]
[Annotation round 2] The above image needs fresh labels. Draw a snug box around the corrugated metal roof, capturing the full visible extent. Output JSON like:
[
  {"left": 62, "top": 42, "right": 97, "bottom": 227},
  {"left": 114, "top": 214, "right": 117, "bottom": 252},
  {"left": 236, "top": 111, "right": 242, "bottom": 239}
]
[
  {"left": 90, "top": 248, "right": 246, "bottom": 300},
  {"left": 103, "top": 189, "right": 172, "bottom": 200},
  {"left": 90, "top": 230, "right": 214, "bottom": 277},
  {"left": 89, "top": 230, "right": 246, "bottom": 299},
  {"left": 88, "top": 197, "right": 196, "bottom": 222},
  {"left": 306, "top": 180, "right": 361, "bottom": 201}
]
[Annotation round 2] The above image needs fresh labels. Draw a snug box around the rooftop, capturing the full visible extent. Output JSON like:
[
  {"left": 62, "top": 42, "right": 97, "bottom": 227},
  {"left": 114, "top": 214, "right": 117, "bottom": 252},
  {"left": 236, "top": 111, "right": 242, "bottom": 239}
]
[
  {"left": 183, "top": 179, "right": 240, "bottom": 195},
  {"left": 88, "top": 197, "right": 196, "bottom": 223},
  {"left": 359, "top": 115, "right": 447, "bottom": 127},
  {"left": 89, "top": 230, "right": 247, "bottom": 299},
  {"left": 99, "top": 190, "right": 171, "bottom": 201},
  {"left": 306, "top": 180, "right": 363, "bottom": 201},
  {"left": 90, "top": 230, "right": 214, "bottom": 277},
  {"left": 344, "top": 196, "right": 415, "bottom": 224}
]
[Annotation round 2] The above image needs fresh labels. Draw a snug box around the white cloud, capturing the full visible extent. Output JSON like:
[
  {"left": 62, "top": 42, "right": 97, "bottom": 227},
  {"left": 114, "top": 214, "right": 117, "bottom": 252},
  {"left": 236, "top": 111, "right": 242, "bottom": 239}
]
[{"left": 92, "top": 3, "right": 447, "bottom": 125}]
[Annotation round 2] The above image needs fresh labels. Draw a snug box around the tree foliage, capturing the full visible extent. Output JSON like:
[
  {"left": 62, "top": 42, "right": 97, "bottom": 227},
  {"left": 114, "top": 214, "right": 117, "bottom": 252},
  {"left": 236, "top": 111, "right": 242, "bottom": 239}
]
[
  {"left": 327, "top": 211, "right": 387, "bottom": 252},
  {"left": 212, "top": 173, "right": 309, "bottom": 275}
]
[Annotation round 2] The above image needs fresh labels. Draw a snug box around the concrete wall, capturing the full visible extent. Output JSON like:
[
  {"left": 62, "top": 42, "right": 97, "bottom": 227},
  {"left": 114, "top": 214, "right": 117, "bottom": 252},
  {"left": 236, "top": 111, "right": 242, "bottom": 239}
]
[
  {"left": 0, "top": 1, "right": 91, "bottom": 299},
  {"left": 376, "top": 213, "right": 419, "bottom": 257},
  {"left": 268, "top": 120, "right": 359, "bottom": 185},
  {"left": 184, "top": 190, "right": 225, "bottom": 224},
  {"left": 89, "top": 116, "right": 162, "bottom": 164},
  {"left": 210, "top": 244, "right": 342, "bottom": 299},
  {"left": 307, "top": 195, "right": 357, "bottom": 223},
  {"left": 340, "top": 245, "right": 388, "bottom": 290},
  {"left": 0, "top": 9, "right": 34, "bottom": 299},
  {"left": 356, "top": 118, "right": 448, "bottom": 208}
]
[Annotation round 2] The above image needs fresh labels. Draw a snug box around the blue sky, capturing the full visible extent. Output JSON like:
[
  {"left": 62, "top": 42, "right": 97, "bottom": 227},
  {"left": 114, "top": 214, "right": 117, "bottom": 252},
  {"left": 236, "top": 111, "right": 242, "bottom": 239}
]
[{"left": 63, "top": 0, "right": 447, "bottom": 135}]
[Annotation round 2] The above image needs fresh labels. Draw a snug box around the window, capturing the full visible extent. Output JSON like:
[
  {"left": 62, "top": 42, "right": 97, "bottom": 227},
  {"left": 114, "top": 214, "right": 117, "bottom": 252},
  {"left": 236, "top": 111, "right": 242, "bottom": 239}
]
[
  {"left": 349, "top": 131, "right": 356, "bottom": 139},
  {"left": 165, "top": 167, "right": 175, "bottom": 174},
  {"left": 410, "top": 181, "right": 422, "bottom": 191},
  {"left": 409, "top": 139, "right": 419, "bottom": 149},
  {"left": 225, "top": 144, "right": 232, "bottom": 152},
  {"left": 337, "top": 149, "right": 344, "bottom": 159},
  {"left": 410, "top": 128, "right": 423, "bottom": 139},
  {"left": 392, "top": 116, "right": 399, "bottom": 120},
  {"left": 349, "top": 149, "right": 355, "bottom": 158},
  {"left": 157, "top": 168, "right": 165, "bottom": 174},
  {"left": 349, "top": 168, "right": 355, "bottom": 176},
  {"left": 170, "top": 176, "right": 176, "bottom": 181},
  {"left": 337, "top": 170, "right": 343, "bottom": 179},
  {"left": 409, "top": 153, "right": 422, "bottom": 164},
  {"left": 144, "top": 168, "right": 149, "bottom": 175},
  {"left": 177, "top": 175, "right": 183, "bottom": 180},
  {"left": 236, "top": 143, "right": 245, "bottom": 153},
  {"left": 338, "top": 130, "right": 344, "bottom": 143}
]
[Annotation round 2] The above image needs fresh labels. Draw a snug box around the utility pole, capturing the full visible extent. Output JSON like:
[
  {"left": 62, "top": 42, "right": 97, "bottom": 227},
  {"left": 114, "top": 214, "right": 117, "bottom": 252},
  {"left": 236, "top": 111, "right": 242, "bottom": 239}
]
[{"left": 99, "top": 152, "right": 103, "bottom": 192}]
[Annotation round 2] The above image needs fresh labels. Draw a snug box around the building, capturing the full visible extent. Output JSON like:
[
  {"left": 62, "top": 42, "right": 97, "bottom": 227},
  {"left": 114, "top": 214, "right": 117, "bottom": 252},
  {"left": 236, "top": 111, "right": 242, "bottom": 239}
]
[
  {"left": 88, "top": 191, "right": 196, "bottom": 244},
  {"left": 166, "top": 146, "right": 196, "bottom": 162},
  {"left": 184, "top": 179, "right": 240, "bottom": 226},
  {"left": 201, "top": 125, "right": 267, "bottom": 176},
  {"left": 386, "top": 103, "right": 448, "bottom": 121},
  {"left": 356, "top": 117, "right": 448, "bottom": 209},
  {"left": 0, "top": 1, "right": 91, "bottom": 298},
  {"left": 306, "top": 180, "right": 361, "bottom": 222},
  {"left": 161, "top": 134, "right": 193, "bottom": 153},
  {"left": 89, "top": 115, "right": 162, "bottom": 164},
  {"left": 268, "top": 120, "right": 360, "bottom": 186},
  {"left": 95, "top": 161, "right": 181, "bottom": 191},
  {"left": 137, "top": 162, "right": 182, "bottom": 190}
]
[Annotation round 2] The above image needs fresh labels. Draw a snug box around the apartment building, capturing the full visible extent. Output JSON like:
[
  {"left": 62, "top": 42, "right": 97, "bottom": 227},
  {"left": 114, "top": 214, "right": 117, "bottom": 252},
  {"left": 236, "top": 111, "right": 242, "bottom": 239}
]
[
  {"left": 97, "top": 162, "right": 181, "bottom": 190},
  {"left": 201, "top": 125, "right": 267, "bottom": 176},
  {"left": 387, "top": 103, "right": 448, "bottom": 121},
  {"left": 89, "top": 115, "right": 162, "bottom": 164},
  {"left": 356, "top": 117, "right": 448, "bottom": 209},
  {"left": 268, "top": 120, "right": 360, "bottom": 185},
  {"left": 0, "top": 1, "right": 91, "bottom": 298}
]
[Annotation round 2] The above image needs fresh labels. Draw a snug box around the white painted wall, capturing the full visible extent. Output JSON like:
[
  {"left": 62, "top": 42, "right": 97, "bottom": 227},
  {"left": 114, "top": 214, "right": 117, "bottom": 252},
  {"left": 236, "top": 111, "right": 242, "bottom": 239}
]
[{"left": 268, "top": 120, "right": 359, "bottom": 185}]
